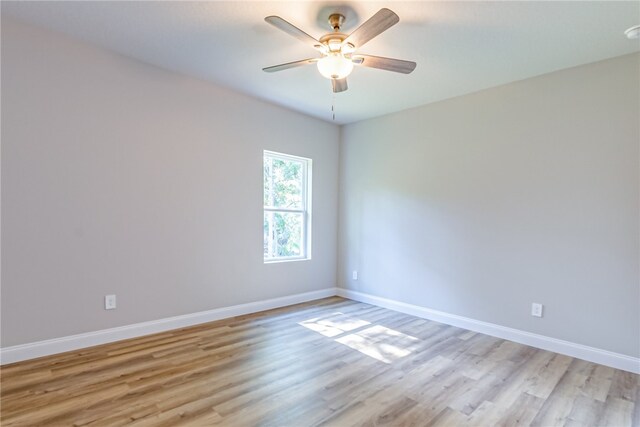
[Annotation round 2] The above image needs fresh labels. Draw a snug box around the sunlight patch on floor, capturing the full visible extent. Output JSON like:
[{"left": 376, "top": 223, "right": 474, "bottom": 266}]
[
  {"left": 336, "top": 325, "right": 421, "bottom": 363},
  {"left": 298, "top": 312, "right": 371, "bottom": 337},
  {"left": 300, "top": 315, "right": 421, "bottom": 364}
]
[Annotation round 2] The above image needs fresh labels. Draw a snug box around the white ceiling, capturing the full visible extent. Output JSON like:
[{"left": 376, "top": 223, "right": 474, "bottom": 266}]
[{"left": 3, "top": 1, "right": 639, "bottom": 124}]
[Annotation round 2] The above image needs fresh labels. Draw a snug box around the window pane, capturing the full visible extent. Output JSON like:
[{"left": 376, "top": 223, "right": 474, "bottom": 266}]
[
  {"left": 264, "top": 211, "right": 304, "bottom": 259},
  {"left": 264, "top": 212, "right": 271, "bottom": 258},
  {"left": 263, "top": 156, "right": 303, "bottom": 209},
  {"left": 263, "top": 158, "right": 272, "bottom": 207}
]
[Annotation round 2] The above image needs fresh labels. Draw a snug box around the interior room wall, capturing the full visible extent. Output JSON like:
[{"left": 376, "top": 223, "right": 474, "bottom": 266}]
[
  {"left": 1, "top": 19, "right": 339, "bottom": 347},
  {"left": 338, "top": 53, "right": 640, "bottom": 357}
]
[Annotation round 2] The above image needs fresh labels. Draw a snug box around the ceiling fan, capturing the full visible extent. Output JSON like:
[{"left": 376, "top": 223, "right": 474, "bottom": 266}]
[{"left": 262, "top": 8, "right": 416, "bottom": 93}]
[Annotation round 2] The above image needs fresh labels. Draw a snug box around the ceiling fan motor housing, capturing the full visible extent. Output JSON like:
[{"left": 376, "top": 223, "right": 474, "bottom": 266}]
[{"left": 319, "top": 33, "right": 350, "bottom": 53}]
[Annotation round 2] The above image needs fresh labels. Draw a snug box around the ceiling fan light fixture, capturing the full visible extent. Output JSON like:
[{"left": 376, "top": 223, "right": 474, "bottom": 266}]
[
  {"left": 341, "top": 43, "right": 356, "bottom": 54},
  {"left": 625, "top": 25, "right": 640, "bottom": 39},
  {"left": 317, "top": 54, "right": 354, "bottom": 79},
  {"left": 328, "top": 38, "right": 342, "bottom": 52}
]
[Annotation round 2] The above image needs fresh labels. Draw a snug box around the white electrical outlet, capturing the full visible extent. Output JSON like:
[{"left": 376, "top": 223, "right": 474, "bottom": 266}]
[
  {"left": 531, "top": 303, "right": 543, "bottom": 318},
  {"left": 105, "top": 294, "right": 117, "bottom": 310},
  {"left": 352, "top": 270, "right": 358, "bottom": 280}
]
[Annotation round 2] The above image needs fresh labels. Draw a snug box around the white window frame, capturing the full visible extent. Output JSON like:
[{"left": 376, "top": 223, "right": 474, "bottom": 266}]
[{"left": 263, "top": 150, "right": 312, "bottom": 263}]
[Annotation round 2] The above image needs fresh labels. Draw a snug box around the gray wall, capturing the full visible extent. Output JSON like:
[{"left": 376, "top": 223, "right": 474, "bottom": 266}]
[
  {"left": 1, "top": 19, "right": 339, "bottom": 347},
  {"left": 338, "top": 53, "right": 640, "bottom": 357},
  {"left": 3, "top": 17, "right": 638, "bottom": 358}
]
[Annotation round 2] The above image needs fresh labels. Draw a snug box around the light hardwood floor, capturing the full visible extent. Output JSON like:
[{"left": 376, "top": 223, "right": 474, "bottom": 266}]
[{"left": 1, "top": 297, "right": 638, "bottom": 426}]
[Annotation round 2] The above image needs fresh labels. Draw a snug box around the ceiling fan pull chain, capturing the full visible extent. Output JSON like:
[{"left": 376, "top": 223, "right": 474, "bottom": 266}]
[{"left": 332, "top": 94, "right": 336, "bottom": 121}]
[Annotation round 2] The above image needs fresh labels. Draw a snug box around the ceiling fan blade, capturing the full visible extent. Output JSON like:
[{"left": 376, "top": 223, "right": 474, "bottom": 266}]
[
  {"left": 332, "top": 78, "right": 348, "bottom": 93},
  {"left": 352, "top": 54, "right": 416, "bottom": 74},
  {"left": 263, "top": 58, "right": 319, "bottom": 73},
  {"left": 265, "top": 16, "right": 323, "bottom": 51},
  {"left": 343, "top": 8, "right": 399, "bottom": 49}
]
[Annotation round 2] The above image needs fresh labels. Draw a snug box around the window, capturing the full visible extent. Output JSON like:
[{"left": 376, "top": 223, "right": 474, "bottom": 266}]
[{"left": 263, "top": 151, "right": 311, "bottom": 262}]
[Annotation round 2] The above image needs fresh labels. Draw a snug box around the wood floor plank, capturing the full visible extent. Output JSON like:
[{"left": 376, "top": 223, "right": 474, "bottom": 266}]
[
  {"left": 1, "top": 297, "right": 637, "bottom": 426},
  {"left": 599, "top": 397, "right": 634, "bottom": 427}
]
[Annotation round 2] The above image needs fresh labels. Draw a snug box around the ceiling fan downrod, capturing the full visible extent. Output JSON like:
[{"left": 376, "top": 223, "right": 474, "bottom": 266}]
[{"left": 328, "top": 14, "right": 345, "bottom": 32}]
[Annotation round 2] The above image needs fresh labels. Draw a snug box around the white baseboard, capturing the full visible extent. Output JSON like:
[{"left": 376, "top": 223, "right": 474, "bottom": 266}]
[
  {"left": 4, "top": 286, "right": 638, "bottom": 374},
  {"left": 337, "top": 288, "right": 640, "bottom": 374},
  {"left": 0, "top": 287, "right": 338, "bottom": 365}
]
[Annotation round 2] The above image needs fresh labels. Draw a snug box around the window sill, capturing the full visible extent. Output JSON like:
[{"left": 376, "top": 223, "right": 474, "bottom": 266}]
[{"left": 264, "top": 257, "right": 311, "bottom": 264}]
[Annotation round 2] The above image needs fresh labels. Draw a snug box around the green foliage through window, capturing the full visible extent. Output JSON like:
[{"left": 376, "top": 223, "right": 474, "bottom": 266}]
[{"left": 264, "top": 152, "right": 310, "bottom": 261}]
